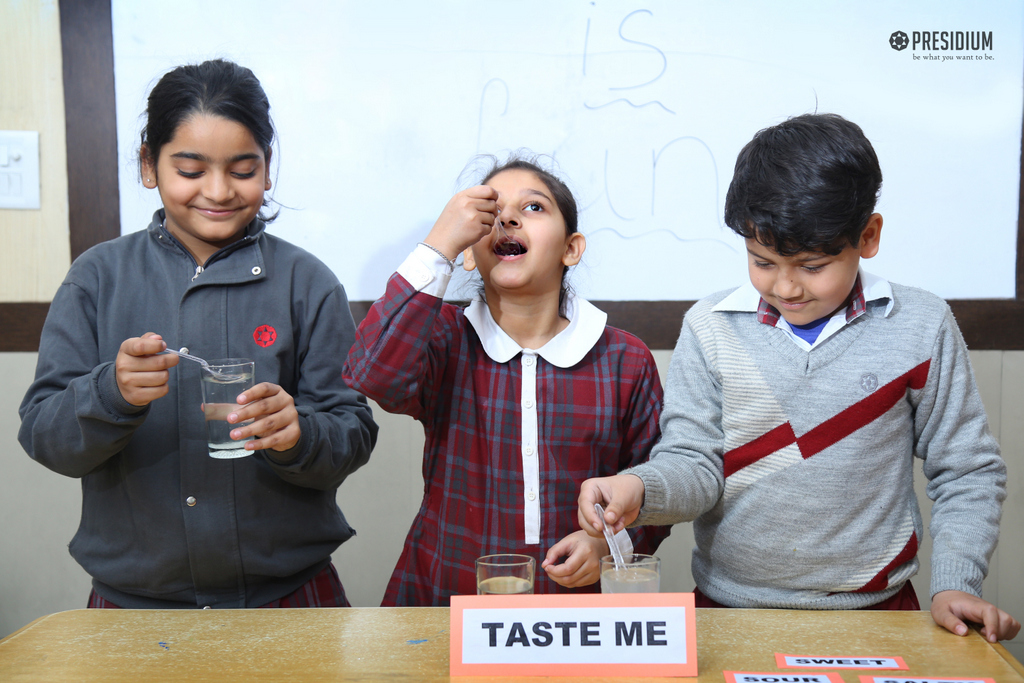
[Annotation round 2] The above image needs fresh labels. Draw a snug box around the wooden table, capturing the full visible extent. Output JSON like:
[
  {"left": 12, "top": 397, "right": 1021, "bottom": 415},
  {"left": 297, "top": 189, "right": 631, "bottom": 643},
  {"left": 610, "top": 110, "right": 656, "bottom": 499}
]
[{"left": 1, "top": 607, "right": 1021, "bottom": 682}]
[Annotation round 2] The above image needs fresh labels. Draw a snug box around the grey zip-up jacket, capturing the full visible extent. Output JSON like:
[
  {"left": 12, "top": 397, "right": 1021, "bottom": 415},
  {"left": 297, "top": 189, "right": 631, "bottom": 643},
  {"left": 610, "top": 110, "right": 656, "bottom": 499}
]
[{"left": 19, "top": 211, "right": 378, "bottom": 608}]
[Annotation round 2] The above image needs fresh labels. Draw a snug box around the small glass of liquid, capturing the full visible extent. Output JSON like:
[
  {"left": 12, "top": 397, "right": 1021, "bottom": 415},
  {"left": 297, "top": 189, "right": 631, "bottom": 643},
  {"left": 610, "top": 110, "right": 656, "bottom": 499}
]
[
  {"left": 600, "top": 553, "right": 660, "bottom": 593},
  {"left": 200, "top": 359, "right": 255, "bottom": 459},
  {"left": 475, "top": 554, "right": 535, "bottom": 595}
]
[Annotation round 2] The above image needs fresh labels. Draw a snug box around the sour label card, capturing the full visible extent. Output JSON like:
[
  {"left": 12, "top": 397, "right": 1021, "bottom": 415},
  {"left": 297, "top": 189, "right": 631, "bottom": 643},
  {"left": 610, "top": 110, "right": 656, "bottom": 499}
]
[{"left": 725, "top": 671, "right": 847, "bottom": 683}]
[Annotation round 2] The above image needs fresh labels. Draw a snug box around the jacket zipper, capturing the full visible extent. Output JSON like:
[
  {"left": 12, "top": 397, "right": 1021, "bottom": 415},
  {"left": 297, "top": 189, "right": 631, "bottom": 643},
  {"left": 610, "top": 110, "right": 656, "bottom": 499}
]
[{"left": 191, "top": 265, "right": 204, "bottom": 281}]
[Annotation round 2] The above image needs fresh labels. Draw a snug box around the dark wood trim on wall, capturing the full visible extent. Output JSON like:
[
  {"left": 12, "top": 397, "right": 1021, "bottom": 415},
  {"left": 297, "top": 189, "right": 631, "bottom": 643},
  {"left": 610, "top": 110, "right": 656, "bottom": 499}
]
[
  {"left": 3, "top": 3, "right": 1022, "bottom": 352},
  {"left": 60, "top": 0, "right": 121, "bottom": 261},
  {"left": 0, "top": 304, "right": 52, "bottom": 353},
  {"left": 0, "top": 0, "right": 120, "bottom": 352}
]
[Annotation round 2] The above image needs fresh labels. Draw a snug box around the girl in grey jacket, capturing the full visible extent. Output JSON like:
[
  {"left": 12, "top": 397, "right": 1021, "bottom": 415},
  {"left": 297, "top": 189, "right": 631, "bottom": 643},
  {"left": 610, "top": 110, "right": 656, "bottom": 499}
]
[{"left": 19, "top": 59, "right": 377, "bottom": 609}]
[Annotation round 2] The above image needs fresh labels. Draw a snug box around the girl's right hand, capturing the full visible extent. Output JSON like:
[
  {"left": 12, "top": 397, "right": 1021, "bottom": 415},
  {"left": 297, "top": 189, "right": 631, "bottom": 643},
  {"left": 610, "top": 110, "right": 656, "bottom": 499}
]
[
  {"left": 422, "top": 185, "right": 499, "bottom": 262},
  {"left": 115, "top": 333, "right": 179, "bottom": 406}
]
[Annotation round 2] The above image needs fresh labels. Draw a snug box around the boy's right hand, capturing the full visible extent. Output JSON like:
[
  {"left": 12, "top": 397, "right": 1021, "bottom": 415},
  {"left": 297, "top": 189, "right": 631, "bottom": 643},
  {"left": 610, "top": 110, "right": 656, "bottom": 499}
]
[
  {"left": 115, "top": 333, "right": 179, "bottom": 407},
  {"left": 423, "top": 185, "right": 499, "bottom": 261},
  {"left": 578, "top": 474, "right": 647, "bottom": 537}
]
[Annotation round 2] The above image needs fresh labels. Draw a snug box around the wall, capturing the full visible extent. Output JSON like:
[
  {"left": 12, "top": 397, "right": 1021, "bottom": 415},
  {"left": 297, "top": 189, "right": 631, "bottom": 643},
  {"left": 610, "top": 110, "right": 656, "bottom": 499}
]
[{"left": 0, "top": 0, "right": 69, "bottom": 301}]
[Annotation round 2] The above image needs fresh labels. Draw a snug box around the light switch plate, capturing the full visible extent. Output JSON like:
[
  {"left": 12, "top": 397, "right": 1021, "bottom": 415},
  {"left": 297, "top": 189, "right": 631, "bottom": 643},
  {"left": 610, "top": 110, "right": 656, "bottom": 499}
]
[{"left": 0, "top": 131, "right": 41, "bottom": 210}]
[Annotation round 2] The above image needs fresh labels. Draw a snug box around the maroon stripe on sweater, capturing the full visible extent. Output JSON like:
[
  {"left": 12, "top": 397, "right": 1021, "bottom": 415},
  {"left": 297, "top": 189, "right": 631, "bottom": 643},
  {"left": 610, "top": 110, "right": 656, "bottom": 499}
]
[
  {"left": 723, "top": 422, "right": 798, "bottom": 477},
  {"left": 853, "top": 531, "right": 919, "bottom": 594},
  {"left": 797, "top": 360, "right": 931, "bottom": 459},
  {"left": 721, "top": 359, "right": 930, "bottom": 478}
]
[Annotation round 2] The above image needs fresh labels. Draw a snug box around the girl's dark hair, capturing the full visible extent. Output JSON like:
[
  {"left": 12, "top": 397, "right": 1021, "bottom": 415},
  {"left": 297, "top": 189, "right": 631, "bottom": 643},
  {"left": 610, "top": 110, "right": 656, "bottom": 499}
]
[
  {"left": 724, "top": 113, "right": 882, "bottom": 256},
  {"left": 481, "top": 154, "right": 580, "bottom": 317},
  {"left": 140, "top": 59, "right": 277, "bottom": 220}
]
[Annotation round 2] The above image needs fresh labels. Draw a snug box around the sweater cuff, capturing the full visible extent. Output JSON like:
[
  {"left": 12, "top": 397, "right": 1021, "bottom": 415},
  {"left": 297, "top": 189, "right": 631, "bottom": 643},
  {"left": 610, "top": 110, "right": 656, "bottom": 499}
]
[
  {"left": 930, "top": 556, "right": 986, "bottom": 598},
  {"left": 621, "top": 466, "right": 670, "bottom": 527}
]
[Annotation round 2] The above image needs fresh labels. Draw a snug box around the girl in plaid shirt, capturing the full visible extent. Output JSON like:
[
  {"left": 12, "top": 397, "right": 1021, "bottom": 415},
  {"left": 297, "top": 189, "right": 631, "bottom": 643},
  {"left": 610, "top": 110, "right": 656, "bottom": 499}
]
[{"left": 344, "top": 157, "right": 669, "bottom": 606}]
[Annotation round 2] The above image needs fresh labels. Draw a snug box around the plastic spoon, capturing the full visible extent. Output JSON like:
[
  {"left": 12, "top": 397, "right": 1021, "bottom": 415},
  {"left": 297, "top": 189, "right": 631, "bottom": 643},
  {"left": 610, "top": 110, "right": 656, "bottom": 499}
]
[
  {"left": 495, "top": 208, "right": 509, "bottom": 240},
  {"left": 595, "top": 502, "right": 626, "bottom": 570},
  {"left": 162, "top": 347, "right": 211, "bottom": 369},
  {"left": 161, "top": 348, "right": 232, "bottom": 381}
]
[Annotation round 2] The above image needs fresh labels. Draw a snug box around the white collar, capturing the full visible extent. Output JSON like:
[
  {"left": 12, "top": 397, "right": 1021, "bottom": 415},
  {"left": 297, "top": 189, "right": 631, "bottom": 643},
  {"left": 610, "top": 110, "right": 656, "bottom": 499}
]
[
  {"left": 464, "top": 295, "right": 608, "bottom": 367},
  {"left": 859, "top": 269, "right": 895, "bottom": 316},
  {"left": 712, "top": 268, "right": 895, "bottom": 317}
]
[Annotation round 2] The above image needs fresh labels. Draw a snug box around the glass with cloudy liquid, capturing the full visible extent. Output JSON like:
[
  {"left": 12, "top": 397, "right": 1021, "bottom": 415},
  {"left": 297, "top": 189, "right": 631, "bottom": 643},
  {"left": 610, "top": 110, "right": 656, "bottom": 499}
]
[
  {"left": 600, "top": 553, "right": 660, "bottom": 593},
  {"left": 476, "top": 554, "right": 535, "bottom": 595}
]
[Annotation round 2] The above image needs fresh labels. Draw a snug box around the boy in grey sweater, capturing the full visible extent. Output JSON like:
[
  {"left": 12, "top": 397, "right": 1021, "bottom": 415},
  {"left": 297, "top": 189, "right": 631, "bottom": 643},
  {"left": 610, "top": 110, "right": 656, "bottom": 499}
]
[{"left": 579, "top": 114, "right": 1019, "bottom": 642}]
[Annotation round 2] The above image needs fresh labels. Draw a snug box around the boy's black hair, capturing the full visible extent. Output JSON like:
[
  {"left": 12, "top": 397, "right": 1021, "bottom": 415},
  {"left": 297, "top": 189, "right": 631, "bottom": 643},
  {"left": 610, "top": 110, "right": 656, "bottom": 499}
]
[
  {"left": 724, "top": 113, "right": 882, "bottom": 256},
  {"left": 139, "top": 59, "right": 278, "bottom": 221}
]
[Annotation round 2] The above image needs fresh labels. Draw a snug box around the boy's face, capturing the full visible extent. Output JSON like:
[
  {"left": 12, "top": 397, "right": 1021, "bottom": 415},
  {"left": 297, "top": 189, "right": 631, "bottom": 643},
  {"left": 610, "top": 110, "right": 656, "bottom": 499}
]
[{"left": 746, "top": 215, "right": 882, "bottom": 326}]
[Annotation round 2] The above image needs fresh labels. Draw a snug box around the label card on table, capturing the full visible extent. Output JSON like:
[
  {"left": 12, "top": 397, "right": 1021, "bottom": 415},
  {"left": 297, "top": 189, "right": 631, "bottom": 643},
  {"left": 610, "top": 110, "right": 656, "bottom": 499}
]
[
  {"left": 450, "top": 592, "right": 697, "bottom": 678},
  {"left": 776, "top": 654, "right": 909, "bottom": 670},
  {"left": 726, "top": 671, "right": 847, "bottom": 683},
  {"left": 859, "top": 677, "right": 997, "bottom": 683}
]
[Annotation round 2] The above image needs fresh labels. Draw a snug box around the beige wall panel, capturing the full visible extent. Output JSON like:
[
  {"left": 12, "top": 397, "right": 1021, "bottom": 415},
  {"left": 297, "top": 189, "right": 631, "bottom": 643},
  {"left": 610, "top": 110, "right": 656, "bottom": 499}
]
[
  {"left": 332, "top": 401, "right": 424, "bottom": 606},
  {"left": 972, "top": 351, "right": 1003, "bottom": 609},
  {"left": 971, "top": 350, "right": 1003, "bottom": 441},
  {"left": 0, "top": 0, "right": 70, "bottom": 302},
  {"left": 0, "top": 353, "right": 92, "bottom": 640},
  {"left": 998, "top": 351, "right": 1024, "bottom": 661}
]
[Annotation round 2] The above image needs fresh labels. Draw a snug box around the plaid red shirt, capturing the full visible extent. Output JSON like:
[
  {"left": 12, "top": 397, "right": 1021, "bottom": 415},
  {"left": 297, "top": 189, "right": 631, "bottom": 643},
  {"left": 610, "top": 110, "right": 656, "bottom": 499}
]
[{"left": 343, "top": 272, "right": 669, "bottom": 606}]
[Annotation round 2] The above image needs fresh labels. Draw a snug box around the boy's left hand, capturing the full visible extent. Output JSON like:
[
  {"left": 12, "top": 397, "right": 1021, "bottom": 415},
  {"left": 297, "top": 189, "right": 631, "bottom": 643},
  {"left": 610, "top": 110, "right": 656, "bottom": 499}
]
[
  {"left": 930, "top": 589, "right": 1020, "bottom": 642},
  {"left": 226, "top": 382, "right": 301, "bottom": 455},
  {"left": 541, "top": 530, "right": 609, "bottom": 588}
]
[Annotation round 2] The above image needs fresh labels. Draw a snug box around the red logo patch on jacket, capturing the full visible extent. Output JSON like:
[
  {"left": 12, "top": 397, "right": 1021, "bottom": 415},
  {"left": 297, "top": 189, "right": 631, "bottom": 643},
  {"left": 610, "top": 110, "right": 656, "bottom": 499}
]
[{"left": 253, "top": 324, "right": 277, "bottom": 347}]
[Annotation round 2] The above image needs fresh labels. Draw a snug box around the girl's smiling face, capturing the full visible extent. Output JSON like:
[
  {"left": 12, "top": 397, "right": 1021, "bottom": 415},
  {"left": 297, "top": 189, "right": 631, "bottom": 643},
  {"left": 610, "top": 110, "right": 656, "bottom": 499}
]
[
  {"left": 142, "top": 113, "right": 271, "bottom": 265},
  {"left": 464, "top": 169, "right": 585, "bottom": 301}
]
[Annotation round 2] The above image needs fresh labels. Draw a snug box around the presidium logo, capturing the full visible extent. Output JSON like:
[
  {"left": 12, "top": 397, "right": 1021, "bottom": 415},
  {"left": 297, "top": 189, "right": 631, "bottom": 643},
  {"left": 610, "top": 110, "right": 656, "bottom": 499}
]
[{"left": 889, "top": 29, "right": 994, "bottom": 60}]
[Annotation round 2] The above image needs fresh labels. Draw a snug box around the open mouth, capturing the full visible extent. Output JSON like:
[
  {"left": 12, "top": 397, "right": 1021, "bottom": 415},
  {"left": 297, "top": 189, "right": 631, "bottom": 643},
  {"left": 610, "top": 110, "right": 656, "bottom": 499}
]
[{"left": 494, "top": 236, "right": 527, "bottom": 257}]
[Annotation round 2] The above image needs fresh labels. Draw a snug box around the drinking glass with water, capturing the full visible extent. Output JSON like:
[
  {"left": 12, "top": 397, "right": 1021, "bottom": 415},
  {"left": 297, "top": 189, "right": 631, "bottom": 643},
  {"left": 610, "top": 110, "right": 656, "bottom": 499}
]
[
  {"left": 600, "top": 553, "right": 660, "bottom": 593},
  {"left": 200, "top": 359, "right": 255, "bottom": 459}
]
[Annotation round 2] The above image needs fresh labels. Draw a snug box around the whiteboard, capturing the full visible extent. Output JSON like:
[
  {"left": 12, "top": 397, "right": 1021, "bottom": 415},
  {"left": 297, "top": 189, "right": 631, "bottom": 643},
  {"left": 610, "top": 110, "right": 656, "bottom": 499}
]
[{"left": 112, "top": 1, "right": 1023, "bottom": 301}]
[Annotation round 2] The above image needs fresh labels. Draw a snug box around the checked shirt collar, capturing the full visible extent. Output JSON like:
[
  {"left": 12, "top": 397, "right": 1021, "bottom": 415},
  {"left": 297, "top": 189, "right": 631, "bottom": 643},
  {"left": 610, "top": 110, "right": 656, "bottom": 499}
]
[
  {"left": 755, "top": 275, "right": 868, "bottom": 327},
  {"left": 714, "top": 269, "right": 894, "bottom": 351}
]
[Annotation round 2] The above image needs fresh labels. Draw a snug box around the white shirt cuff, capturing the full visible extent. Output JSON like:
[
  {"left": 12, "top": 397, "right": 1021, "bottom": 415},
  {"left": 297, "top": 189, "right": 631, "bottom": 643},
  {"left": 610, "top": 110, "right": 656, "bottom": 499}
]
[{"left": 397, "top": 244, "right": 453, "bottom": 298}]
